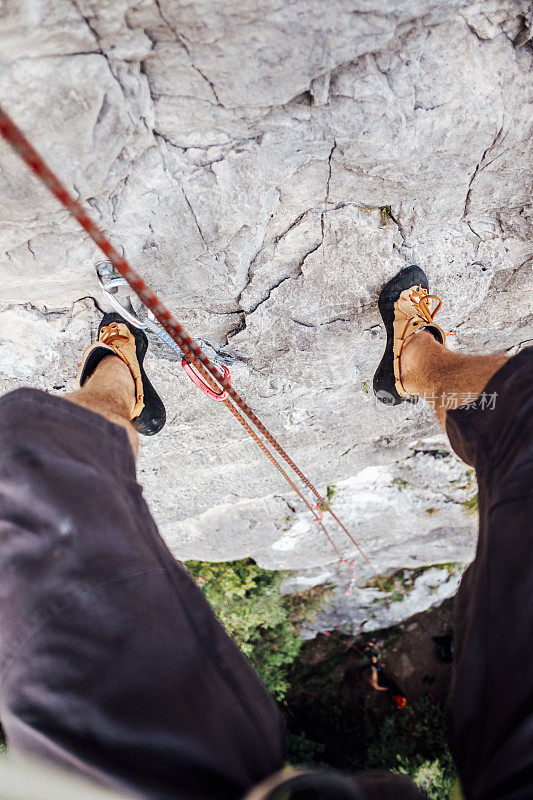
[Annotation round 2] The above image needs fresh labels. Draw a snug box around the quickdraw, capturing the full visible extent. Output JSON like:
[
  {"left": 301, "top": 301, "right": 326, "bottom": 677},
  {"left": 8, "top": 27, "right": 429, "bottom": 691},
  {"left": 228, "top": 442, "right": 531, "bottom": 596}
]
[
  {"left": 0, "top": 105, "right": 389, "bottom": 600},
  {"left": 181, "top": 362, "right": 230, "bottom": 401},
  {"left": 96, "top": 261, "right": 231, "bottom": 402}
]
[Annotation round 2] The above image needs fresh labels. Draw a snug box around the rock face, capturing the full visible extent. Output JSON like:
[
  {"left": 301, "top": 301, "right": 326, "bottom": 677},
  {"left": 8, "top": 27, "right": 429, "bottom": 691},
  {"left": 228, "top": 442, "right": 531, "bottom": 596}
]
[{"left": 0, "top": 0, "right": 532, "bottom": 631}]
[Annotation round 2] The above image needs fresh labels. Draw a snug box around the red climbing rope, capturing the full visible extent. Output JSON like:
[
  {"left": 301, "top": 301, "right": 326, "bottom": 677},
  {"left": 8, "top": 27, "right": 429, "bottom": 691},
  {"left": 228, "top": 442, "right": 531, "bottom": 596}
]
[{"left": 0, "top": 105, "right": 388, "bottom": 597}]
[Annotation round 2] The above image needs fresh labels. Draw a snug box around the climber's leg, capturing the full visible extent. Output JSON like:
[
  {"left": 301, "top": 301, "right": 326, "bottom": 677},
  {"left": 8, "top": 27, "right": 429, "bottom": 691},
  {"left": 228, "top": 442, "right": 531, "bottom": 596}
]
[
  {"left": 372, "top": 264, "right": 508, "bottom": 427},
  {"left": 66, "top": 354, "right": 139, "bottom": 457},
  {"left": 405, "top": 340, "right": 533, "bottom": 799},
  {"left": 373, "top": 267, "right": 533, "bottom": 798},
  {"left": 399, "top": 330, "right": 508, "bottom": 428},
  {"left": 0, "top": 318, "right": 285, "bottom": 799},
  {"left": 442, "top": 345, "right": 533, "bottom": 799}
]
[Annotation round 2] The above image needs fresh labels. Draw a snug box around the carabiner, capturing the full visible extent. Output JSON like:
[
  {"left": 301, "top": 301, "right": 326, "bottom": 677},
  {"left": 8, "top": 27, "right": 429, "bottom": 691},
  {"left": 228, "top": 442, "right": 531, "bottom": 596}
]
[
  {"left": 181, "top": 360, "right": 231, "bottom": 402},
  {"left": 96, "top": 261, "right": 148, "bottom": 329},
  {"left": 96, "top": 261, "right": 231, "bottom": 401}
]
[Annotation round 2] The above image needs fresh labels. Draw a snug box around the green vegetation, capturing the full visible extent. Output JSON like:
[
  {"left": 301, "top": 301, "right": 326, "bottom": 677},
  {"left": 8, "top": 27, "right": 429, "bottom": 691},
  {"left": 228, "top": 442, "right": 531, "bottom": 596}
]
[
  {"left": 463, "top": 493, "right": 479, "bottom": 516},
  {"left": 355, "top": 204, "right": 394, "bottom": 227},
  {"left": 389, "top": 590, "right": 404, "bottom": 603},
  {"left": 364, "top": 567, "right": 414, "bottom": 595},
  {"left": 434, "top": 562, "right": 463, "bottom": 577},
  {"left": 188, "top": 558, "right": 456, "bottom": 796},
  {"left": 0, "top": 553, "right": 456, "bottom": 798},
  {"left": 412, "top": 445, "right": 450, "bottom": 459},
  {"left": 326, "top": 485, "right": 337, "bottom": 503},
  {"left": 361, "top": 381, "right": 370, "bottom": 394},
  {"left": 379, "top": 205, "right": 393, "bottom": 225},
  {"left": 364, "top": 563, "right": 463, "bottom": 604},
  {"left": 288, "top": 682, "right": 454, "bottom": 798},
  {"left": 449, "top": 467, "right": 476, "bottom": 488},
  {"left": 363, "top": 697, "right": 455, "bottom": 799},
  {"left": 287, "top": 731, "right": 327, "bottom": 766},
  {"left": 319, "top": 484, "right": 337, "bottom": 510},
  {"left": 186, "top": 558, "right": 330, "bottom": 700},
  {"left": 391, "top": 476, "right": 410, "bottom": 491},
  {"left": 447, "top": 468, "right": 478, "bottom": 516}
]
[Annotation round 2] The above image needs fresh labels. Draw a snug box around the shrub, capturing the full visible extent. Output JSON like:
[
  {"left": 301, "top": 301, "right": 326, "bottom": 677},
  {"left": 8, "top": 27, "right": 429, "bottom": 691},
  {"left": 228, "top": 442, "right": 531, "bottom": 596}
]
[
  {"left": 363, "top": 696, "right": 454, "bottom": 798},
  {"left": 286, "top": 647, "right": 455, "bottom": 800},
  {"left": 186, "top": 558, "right": 310, "bottom": 700},
  {"left": 463, "top": 494, "right": 479, "bottom": 515},
  {"left": 180, "top": 560, "right": 457, "bottom": 796},
  {"left": 287, "top": 731, "right": 327, "bottom": 767}
]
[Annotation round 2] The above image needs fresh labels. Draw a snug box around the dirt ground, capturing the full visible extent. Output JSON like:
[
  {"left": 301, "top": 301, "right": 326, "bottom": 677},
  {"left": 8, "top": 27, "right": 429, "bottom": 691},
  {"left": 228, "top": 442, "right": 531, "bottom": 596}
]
[
  {"left": 286, "top": 596, "right": 455, "bottom": 730},
  {"left": 374, "top": 596, "right": 455, "bottom": 706}
]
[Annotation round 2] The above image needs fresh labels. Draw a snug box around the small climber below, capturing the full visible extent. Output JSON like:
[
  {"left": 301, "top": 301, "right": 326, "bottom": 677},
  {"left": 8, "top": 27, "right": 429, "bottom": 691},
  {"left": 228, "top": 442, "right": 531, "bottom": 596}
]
[
  {"left": 0, "top": 266, "right": 531, "bottom": 800},
  {"left": 360, "top": 642, "right": 388, "bottom": 692},
  {"left": 360, "top": 642, "right": 407, "bottom": 707}
]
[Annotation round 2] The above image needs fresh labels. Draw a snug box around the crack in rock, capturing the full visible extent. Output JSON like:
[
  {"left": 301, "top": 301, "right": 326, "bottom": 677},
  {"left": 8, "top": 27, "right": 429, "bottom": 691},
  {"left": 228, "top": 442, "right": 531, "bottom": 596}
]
[
  {"left": 153, "top": 0, "right": 222, "bottom": 106},
  {"left": 246, "top": 273, "right": 298, "bottom": 316},
  {"left": 463, "top": 125, "right": 504, "bottom": 219},
  {"left": 273, "top": 210, "right": 312, "bottom": 244},
  {"left": 181, "top": 187, "right": 208, "bottom": 247},
  {"left": 291, "top": 315, "right": 351, "bottom": 328},
  {"left": 229, "top": 230, "right": 325, "bottom": 336},
  {"left": 2, "top": 0, "right": 529, "bottom": 622},
  {"left": 326, "top": 140, "right": 337, "bottom": 201},
  {"left": 69, "top": 0, "right": 147, "bottom": 129}
]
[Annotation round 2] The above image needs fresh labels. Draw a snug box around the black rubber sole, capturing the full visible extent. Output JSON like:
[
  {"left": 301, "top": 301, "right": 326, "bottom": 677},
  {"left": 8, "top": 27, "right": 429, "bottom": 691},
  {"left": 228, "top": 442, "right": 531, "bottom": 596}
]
[
  {"left": 372, "top": 266, "right": 429, "bottom": 406},
  {"left": 80, "top": 312, "right": 166, "bottom": 436}
]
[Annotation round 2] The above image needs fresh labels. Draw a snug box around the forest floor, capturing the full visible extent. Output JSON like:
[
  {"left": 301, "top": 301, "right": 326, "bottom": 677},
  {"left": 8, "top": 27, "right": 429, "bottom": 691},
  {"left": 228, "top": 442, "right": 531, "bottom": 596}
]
[{"left": 285, "top": 597, "right": 455, "bottom": 769}]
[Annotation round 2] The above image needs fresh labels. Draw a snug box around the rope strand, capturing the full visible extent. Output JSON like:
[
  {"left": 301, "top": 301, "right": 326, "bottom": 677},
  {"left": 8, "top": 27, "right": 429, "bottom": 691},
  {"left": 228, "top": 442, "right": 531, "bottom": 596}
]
[{"left": 0, "top": 105, "right": 390, "bottom": 600}]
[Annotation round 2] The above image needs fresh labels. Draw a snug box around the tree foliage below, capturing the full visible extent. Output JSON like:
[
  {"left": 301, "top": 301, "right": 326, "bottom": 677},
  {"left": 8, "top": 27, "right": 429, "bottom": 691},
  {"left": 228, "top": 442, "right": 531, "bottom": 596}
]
[
  {"left": 186, "top": 557, "right": 307, "bottom": 700},
  {"left": 363, "top": 696, "right": 455, "bottom": 799},
  {"left": 187, "top": 557, "right": 455, "bottom": 797},
  {"left": 0, "top": 556, "right": 456, "bottom": 799},
  {"left": 287, "top": 680, "right": 455, "bottom": 798}
]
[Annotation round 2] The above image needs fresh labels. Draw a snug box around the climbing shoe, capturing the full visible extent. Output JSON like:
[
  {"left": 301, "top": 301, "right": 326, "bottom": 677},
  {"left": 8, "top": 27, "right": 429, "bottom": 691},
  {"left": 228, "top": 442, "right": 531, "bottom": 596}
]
[
  {"left": 76, "top": 312, "right": 166, "bottom": 435},
  {"left": 373, "top": 265, "right": 446, "bottom": 405}
]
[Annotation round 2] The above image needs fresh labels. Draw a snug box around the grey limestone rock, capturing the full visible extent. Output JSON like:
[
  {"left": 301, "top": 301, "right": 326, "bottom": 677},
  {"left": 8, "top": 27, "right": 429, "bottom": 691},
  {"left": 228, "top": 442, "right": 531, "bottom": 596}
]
[{"left": 0, "top": 0, "right": 532, "bottom": 631}]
